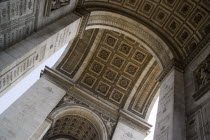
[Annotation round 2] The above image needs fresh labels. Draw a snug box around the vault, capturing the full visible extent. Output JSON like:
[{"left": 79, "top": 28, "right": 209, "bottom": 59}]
[
  {"left": 57, "top": 28, "right": 161, "bottom": 119},
  {"left": 83, "top": 0, "right": 210, "bottom": 62}
]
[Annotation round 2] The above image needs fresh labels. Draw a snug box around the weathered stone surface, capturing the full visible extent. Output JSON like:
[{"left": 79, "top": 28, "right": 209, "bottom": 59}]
[
  {"left": 112, "top": 122, "right": 146, "bottom": 140},
  {"left": 0, "top": 78, "right": 66, "bottom": 140},
  {"left": 0, "top": 1, "right": 210, "bottom": 140},
  {"left": 0, "top": 0, "right": 78, "bottom": 51},
  {"left": 154, "top": 69, "right": 186, "bottom": 140},
  {"left": 0, "top": 13, "right": 82, "bottom": 97},
  {"left": 184, "top": 45, "right": 210, "bottom": 140}
]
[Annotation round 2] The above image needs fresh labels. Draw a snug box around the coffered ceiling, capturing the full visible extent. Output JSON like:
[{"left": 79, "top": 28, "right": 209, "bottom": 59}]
[
  {"left": 44, "top": 115, "right": 100, "bottom": 140},
  {"left": 83, "top": 0, "right": 210, "bottom": 61},
  {"left": 57, "top": 29, "right": 161, "bottom": 119},
  {"left": 77, "top": 30, "right": 153, "bottom": 107}
]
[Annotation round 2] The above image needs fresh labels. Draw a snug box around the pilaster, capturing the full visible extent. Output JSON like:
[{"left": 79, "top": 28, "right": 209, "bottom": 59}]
[
  {"left": 154, "top": 68, "right": 186, "bottom": 140},
  {"left": 0, "top": 77, "right": 66, "bottom": 140},
  {"left": 112, "top": 110, "right": 151, "bottom": 140}
]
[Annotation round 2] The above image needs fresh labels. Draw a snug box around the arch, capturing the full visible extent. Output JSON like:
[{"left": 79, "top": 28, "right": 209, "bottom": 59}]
[
  {"left": 46, "top": 105, "right": 108, "bottom": 140},
  {"left": 86, "top": 11, "right": 174, "bottom": 70}
]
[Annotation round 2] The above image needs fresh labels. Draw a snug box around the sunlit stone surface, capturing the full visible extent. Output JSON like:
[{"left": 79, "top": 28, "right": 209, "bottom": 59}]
[{"left": 0, "top": 0, "right": 209, "bottom": 140}]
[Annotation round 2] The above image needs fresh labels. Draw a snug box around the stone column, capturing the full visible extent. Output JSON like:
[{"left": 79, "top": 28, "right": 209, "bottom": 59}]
[
  {"left": 29, "top": 118, "right": 52, "bottom": 140},
  {"left": 112, "top": 110, "right": 151, "bottom": 140},
  {"left": 0, "top": 77, "right": 66, "bottom": 140},
  {"left": 0, "top": 11, "right": 87, "bottom": 97},
  {"left": 154, "top": 68, "right": 186, "bottom": 140}
]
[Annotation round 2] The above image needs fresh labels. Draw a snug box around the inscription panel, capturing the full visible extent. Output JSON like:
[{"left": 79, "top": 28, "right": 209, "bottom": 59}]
[
  {"left": 0, "top": 0, "right": 35, "bottom": 25},
  {"left": 0, "top": 20, "right": 76, "bottom": 95},
  {"left": 0, "top": 52, "right": 37, "bottom": 93},
  {"left": 0, "top": 20, "right": 34, "bottom": 50},
  {"left": 0, "top": 0, "right": 36, "bottom": 51}
]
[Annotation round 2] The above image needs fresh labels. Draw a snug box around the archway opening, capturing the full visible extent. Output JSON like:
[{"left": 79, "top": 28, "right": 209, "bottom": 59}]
[{"left": 43, "top": 105, "right": 108, "bottom": 140}]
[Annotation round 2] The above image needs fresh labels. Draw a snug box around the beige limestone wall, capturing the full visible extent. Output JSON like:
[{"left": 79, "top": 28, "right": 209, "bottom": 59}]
[
  {"left": 29, "top": 118, "right": 52, "bottom": 140},
  {"left": 0, "top": 13, "right": 82, "bottom": 97},
  {"left": 154, "top": 69, "right": 185, "bottom": 140},
  {"left": 184, "top": 45, "right": 210, "bottom": 113},
  {"left": 184, "top": 45, "right": 210, "bottom": 139},
  {"left": 112, "top": 122, "right": 146, "bottom": 140},
  {"left": 36, "top": 0, "right": 78, "bottom": 30},
  {"left": 0, "top": 0, "right": 78, "bottom": 51},
  {"left": 0, "top": 77, "right": 66, "bottom": 140}
]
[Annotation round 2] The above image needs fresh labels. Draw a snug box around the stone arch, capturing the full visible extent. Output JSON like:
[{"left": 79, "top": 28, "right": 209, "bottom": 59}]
[
  {"left": 44, "top": 105, "right": 108, "bottom": 140},
  {"left": 86, "top": 11, "right": 174, "bottom": 70}
]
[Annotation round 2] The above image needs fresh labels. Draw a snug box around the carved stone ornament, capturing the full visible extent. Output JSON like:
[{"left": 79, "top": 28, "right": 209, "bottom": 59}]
[
  {"left": 53, "top": 93, "right": 117, "bottom": 136},
  {"left": 44, "top": 0, "right": 71, "bottom": 16},
  {"left": 193, "top": 54, "right": 210, "bottom": 100},
  {"left": 100, "top": 114, "right": 116, "bottom": 135}
]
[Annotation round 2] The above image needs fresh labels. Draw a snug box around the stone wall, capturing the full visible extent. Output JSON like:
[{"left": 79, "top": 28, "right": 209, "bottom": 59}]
[
  {"left": 0, "top": 0, "right": 37, "bottom": 51},
  {"left": 0, "top": 13, "right": 82, "bottom": 97},
  {"left": 0, "top": 0, "right": 78, "bottom": 51},
  {"left": 36, "top": 0, "right": 78, "bottom": 30},
  {"left": 0, "top": 0, "right": 82, "bottom": 97},
  {"left": 0, "top": 77, "right": 66, "bottom": 140},
  {"left": 184, "top": 44, "right": 210, "bottom": 140}
]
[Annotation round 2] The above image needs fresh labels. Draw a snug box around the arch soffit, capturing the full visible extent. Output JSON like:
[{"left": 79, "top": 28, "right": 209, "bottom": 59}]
[
  {"left": 86, "top": 11, "right": 175, "bottom": 70},
  {"left": 49, "top": 105, "right": 108, "bottom": 140}
]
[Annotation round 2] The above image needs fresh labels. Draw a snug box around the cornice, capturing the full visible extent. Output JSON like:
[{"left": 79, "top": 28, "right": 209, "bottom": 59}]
[
  {"left": 41, "top": 66, "right": 74, "bottom": 91},
  {"left": 119, "top": 110, "right": 151, "bottom": 136},
  {"left": 184, "top": 34, "right": 210, "bottom": 71},
  {"left": 74, "top": 8, "right": 90, "bottom": 39},
  {"left": 157, "top": 59, "right": 184, "bottom": 82}
]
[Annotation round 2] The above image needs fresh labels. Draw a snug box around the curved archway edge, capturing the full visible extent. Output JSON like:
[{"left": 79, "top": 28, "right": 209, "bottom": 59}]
[
  {"left": 49, "top": 105, "right": 108, "bottom": 140},
  {"left": 86, "top": 11, "right": 175, "bottom": 70}
]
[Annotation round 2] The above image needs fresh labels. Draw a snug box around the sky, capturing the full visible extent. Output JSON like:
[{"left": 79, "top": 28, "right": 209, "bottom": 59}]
[
  {"left": 0, "top": 44, "right": 68, "bottom": 114},
  {"left": 144, "top": 97, "right": 159, "bottom": 140},
  {"left": 0, "top": 44, "right": 159, "bottom": 140}
]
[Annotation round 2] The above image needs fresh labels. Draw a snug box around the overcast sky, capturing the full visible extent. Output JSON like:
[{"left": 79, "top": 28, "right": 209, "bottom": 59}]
[{"left": 0, "top": 44, "right": 158, "bottom": 140}]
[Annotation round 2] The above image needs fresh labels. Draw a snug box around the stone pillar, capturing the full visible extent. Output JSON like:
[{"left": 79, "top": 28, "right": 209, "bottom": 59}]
[
  {"left": 112, "top": 110, "right": 151, "bottom": 140},
  {"left": 154, "top": 68, "right": 186, "bottom": 140},
  {"left": 184, "top": 46, "right": 210, "bottom": 140},
  {"left": 0, "top": 12, "right": 86, "bottom": 97},
  {"left": 0, "top": 77, "right": 66, "bottom": 140},
  {"left": 29, "top": 118, "right": 52, "bottom": 140}
]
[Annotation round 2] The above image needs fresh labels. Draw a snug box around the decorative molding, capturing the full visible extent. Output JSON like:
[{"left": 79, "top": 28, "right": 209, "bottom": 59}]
[
  {"left": 128, "top": 62, "right": 160, "bottom": 119},
  {"left": 56, "top": 29, "right": 99, "bottom": 78},
  {"left": 193, "top": 54, "right": 210, "bottom": 100},
  {"left": 84, "top": 0, "right": 210, "bottom": 62},
  {"left": 119, "top": 110, "right": 151, "bottom": 135},
  {"left": 77, "top": 29, "right": 153, "bottom": 107},
  {"left": 49, "top": 94, "right": 117, "bottom": 138},
  {"left": 87, "top": 13, "right": 172, "bottom": 69},
  {"left": 44, "top": 114, "right": 101, "bottom": 140},
  {"left": 74, "top": 8, "right": 90, "bottom": 38},
  {"left": 41, "top": 66, "right": 74, "bottom": 91},
  {"left": 76, "top": 0, "right": 85, "bottom": 8},
  {"left": 184, "top": 34, "right": 210, "bottom": 70},
  {"left": 157, "top": 59, "right": 184, "bottom": 82},
  {"left": 44, "top": 0, "right": 71, "bottom": 16}
]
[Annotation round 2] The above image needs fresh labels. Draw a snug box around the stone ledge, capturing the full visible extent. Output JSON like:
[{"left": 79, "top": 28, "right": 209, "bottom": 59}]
[{"left": 119, "top": 110, "right": 152, "bottom": 136}]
